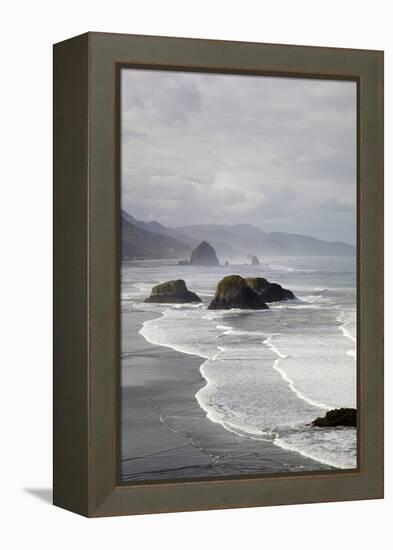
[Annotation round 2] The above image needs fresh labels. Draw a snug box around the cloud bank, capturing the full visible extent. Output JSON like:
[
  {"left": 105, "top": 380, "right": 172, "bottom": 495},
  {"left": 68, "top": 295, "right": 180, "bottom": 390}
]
[{"left": 121, "top": 69, "right": 356, "bottom": 244}]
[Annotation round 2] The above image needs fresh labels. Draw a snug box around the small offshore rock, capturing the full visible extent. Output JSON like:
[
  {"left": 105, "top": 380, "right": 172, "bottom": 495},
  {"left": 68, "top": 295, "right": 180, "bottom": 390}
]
[
  {"left": 312, "top": 408, "right": 357, "bottom": 428},
  {"left": 245, "top": 278, "right": 295, "bottom": 302},
  {"left": 189, "top": 241, "right": 219, "bottom": 266},
  {"left": 259, "top": 282, "right": 295, "bottom": 302},
  {"left": 208, "top": 275, "right": 268, "bottom": 310},
  {"left": 145, "top": 279, "right": 201, "bottom": 303}
]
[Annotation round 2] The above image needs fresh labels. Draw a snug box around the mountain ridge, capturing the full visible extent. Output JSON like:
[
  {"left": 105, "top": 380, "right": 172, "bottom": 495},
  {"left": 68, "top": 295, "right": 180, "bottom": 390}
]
[
  {"left": 121, "top": 210, "right": 355, "bottom": 259},
  {"left": 121, "top": 215, "right": 191, "bottom": 260}
]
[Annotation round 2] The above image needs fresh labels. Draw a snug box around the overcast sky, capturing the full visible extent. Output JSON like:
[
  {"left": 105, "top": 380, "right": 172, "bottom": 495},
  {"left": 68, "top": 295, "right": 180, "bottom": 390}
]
[{"left": 121, "top": 69, "right": 356, "bottom": 244}]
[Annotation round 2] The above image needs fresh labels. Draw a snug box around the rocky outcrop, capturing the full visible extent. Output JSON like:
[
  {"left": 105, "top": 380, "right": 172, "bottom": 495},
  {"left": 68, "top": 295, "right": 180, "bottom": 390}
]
[
  {"left": 208, "top": 275, "right": 269, "bottom": 310},
  {"left": 251, "top": 255, "right": 260, "bottom": 266},
  {"left": 189, "top": 241, "right": 219, "bottom": 266},
  {"left": 312, "top": 408, "right": 357, "bottom": 428},
  {"left": 260, "top": 282, "right": 295, "bottom": 302},
  {"left": 144, "top": 280, "right": 201, "bottom": 304},
  {"left": 245, "top": 277, "right": 295, "bottom": 302},
  {"left": 244, "top": 277, "right": 269, "bottom": 293}
]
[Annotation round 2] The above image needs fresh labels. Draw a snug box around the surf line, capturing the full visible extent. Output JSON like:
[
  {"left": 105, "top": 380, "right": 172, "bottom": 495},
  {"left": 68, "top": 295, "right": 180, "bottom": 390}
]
[
  {"left": 336, "top": 309, "right": 356, "bottom": 342},
  {"left": 263, "top": 334, "right": 330, "bottom": 411},
  {"left": 336, "top": 308, "right": 356, "bottom": 360},
  {"left": 137, "top": 305, "right": 231, "bottom": 432}
]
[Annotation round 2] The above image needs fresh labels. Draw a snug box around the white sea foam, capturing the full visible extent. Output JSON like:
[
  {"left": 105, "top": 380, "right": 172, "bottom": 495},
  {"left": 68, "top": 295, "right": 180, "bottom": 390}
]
[
  {"left": 263, "top": 335, "right": 331, "bottom": 410},
  {"left": 303, "top": 294, "right": 332, "bottom": 304},
  {"left": 124, "top": 256, "right": 357, "bottom": 470},
  {"left": 271, "top": 303, "right": 321, "bottom": 310},
  {"left": 224, "top": 329, "right": 266, "bottom": 337},
  {"left": 274, "top": 428, "right": 357, "bottom": 469},
  {"left": 336, "top": 308, "right": 356, "bottom": 361},
  {"left": 172, "top": 303, "right": 204, "bottom": 309},
  {"left": 269, "top": 264, "right": 318, "bottom": 274},
  {"left": 140, "top": 314, "right": 210, "bottom": 360},
  {"left": 337, "top": 310, "right": 356, "bottom": 343}
]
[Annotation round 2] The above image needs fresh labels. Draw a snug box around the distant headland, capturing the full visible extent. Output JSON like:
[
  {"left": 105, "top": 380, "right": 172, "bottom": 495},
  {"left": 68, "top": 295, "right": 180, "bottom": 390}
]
[{"left": 121, "top": 210, "right": 356, "bottom": 260}]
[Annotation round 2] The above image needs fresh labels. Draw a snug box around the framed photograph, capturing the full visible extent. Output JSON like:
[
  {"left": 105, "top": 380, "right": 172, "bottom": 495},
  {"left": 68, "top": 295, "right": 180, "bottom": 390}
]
[{"left": 53, "top": 32, "right": 384, "bottom": 517}]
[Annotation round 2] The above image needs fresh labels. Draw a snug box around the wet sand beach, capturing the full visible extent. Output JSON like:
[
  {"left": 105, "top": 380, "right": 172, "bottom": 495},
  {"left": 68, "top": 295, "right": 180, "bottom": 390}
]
[{"left": 121, "top": 308, "right": 332, "bottom": 482}]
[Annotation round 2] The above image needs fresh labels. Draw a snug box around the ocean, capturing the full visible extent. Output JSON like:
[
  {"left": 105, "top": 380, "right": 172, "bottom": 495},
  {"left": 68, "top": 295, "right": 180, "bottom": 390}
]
[{"left": 121, "top": 256, "right": 357, "bottom": 474}]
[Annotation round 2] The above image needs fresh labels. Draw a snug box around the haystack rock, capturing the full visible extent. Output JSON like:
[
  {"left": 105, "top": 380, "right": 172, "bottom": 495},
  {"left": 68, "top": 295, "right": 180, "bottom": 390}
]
[
  {"left": 312, "top": 408, "right": 357, "bottom": 428},
  {"left": 245, "top": 277, "right": 295, "bottom": 302},
  {"left": 144, "top": 280, "right": 201, "bottom": 304},
  {"left": 208, "top": 275, "right": 269, "bottom": 310},
  {"left": 189, "top": 241, "right": 219, "bottom": 266},
  {"left": 251, "top": 255, "right": 260, "bottom": 266}
]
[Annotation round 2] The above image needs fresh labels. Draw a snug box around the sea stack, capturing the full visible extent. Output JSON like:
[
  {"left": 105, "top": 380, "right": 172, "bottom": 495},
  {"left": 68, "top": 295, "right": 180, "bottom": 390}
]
[
  {"left": 251, "top": 255, "right": 260, "bottom": 266},
  {"left": 189, "top": 241, "right": 219, "bottom": 266},
  {"left": 208, "top": 275, "right": 269, "bottom": 310},
  {"left": 144, "top": 280, "right": 201, "bottom": 303},
  {"left": 312, "top": 408, "right": 357, "bottom": 428},
  {"left": 245, "top": 277, "right": 295, "bottom": 302}
]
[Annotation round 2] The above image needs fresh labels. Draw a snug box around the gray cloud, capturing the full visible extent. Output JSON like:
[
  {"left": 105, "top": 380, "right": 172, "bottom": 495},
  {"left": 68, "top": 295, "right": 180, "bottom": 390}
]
[
  {"left": 121, "top": 69, "right": 357, "bottom": 244},
  {"left": 319, "top": 198, "right": 355, "bottom": 212}
]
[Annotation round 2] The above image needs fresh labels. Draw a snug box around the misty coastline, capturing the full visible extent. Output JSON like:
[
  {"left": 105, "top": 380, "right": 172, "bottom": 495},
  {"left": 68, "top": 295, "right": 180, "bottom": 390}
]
[
  {"left": 119, "top": 69, "right": 357, "bottom": 482},
  {"left": 121, "top": 210, "right": 356, "bottom": 262}
]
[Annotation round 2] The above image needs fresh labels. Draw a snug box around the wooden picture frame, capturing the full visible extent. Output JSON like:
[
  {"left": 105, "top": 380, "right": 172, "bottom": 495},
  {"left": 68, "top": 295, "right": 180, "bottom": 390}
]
[{"left": 53, "top": 32, "right": 384, "bottom": 517}]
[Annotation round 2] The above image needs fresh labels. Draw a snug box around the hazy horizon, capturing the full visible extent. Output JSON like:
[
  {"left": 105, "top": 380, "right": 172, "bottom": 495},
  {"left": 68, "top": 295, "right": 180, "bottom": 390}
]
[
  {"left": 121, "top": 69, "right": 357, "bottom": 245},
  {"left": 122, "top": 207, "right": 355, "bottom": 246}
]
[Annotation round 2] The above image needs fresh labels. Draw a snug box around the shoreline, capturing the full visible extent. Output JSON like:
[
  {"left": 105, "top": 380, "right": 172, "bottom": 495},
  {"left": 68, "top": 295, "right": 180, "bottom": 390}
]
[{"left": 121, "top": 306, "right": 334, "bottom": 481}]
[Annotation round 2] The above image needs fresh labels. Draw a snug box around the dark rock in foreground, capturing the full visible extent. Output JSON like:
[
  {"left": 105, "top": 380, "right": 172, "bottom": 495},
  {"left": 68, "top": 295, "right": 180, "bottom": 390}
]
[
  {"left": 312, "top": 408, "right": 357, "bottom": 428},
  {"left": 189, "top": 241, "right": 219, "bottom": 266},
  {"left": 145, "top": 280, "right": 201, "bottom": 304},
  {"left": 259, "top": 282, "right": 295, "bottom": 302},
  {"left": 245, "top": 277, "right": 295, "bottom": 302},
  {"left": 208, "top": 275, "right": 269, "bottom": 310},
  {"left": 251, "top": 255, "right": 260, "bottom": 266}
]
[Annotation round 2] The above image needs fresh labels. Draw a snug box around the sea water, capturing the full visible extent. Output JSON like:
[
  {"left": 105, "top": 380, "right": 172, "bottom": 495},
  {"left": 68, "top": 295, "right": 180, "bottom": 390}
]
[{"left": 121, "top": 256, "right": 357, "bottom": 470}]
